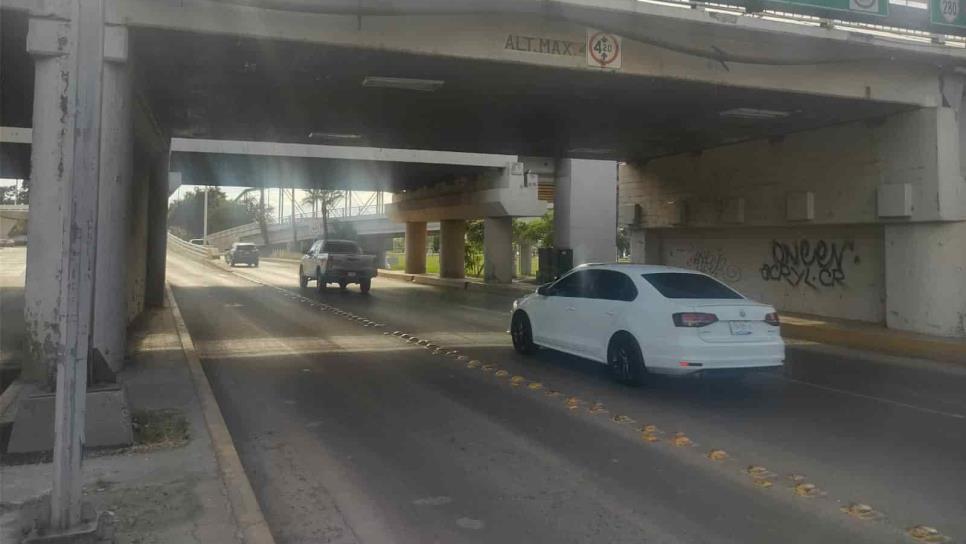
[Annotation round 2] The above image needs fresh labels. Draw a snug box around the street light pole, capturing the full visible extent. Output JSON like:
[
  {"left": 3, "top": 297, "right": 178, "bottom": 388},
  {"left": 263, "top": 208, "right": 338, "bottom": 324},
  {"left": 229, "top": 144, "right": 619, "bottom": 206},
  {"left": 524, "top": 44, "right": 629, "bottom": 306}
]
[{"left": 52, "top": 0, "right": 104, "bottom": 530}]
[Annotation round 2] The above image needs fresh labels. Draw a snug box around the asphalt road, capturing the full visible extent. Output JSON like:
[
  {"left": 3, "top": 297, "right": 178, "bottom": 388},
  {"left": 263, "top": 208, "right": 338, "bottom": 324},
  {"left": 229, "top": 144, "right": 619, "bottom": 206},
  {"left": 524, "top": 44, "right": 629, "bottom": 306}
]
[{"left": 167, "top": 253, "right": 966, "bottom": 544}]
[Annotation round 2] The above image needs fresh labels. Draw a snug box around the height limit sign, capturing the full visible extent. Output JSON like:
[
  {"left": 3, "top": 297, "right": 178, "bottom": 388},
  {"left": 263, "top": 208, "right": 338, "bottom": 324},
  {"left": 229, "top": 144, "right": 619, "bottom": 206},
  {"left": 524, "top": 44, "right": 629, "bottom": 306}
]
[{"left": 586, "top": 30, "right": 621, "bottom": 70}]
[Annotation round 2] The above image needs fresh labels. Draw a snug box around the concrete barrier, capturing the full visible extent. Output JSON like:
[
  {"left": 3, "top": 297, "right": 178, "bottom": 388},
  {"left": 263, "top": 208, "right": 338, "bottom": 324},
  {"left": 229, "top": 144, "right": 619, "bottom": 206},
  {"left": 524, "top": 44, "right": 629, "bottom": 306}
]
[{"left": 167, "top": 233, "right": 220, "bottom": 259}]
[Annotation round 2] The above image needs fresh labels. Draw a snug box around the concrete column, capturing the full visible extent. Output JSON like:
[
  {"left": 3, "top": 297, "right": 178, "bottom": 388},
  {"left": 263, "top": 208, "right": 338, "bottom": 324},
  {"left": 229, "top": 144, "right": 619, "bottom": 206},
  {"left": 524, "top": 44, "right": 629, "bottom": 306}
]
[
  {"left": 439, "top": 219, "right": 466, "bottom": 279},
  {"left": 23, "top": 16, "right": 77, "bottom": 386},
  {"left": 405, "top": 221, "right": 427, "bottom": 274},
  {"left": 519, "top": 242, "right": 533, "bottom": 276},
  {"left": 144, "top": 151, "right": 169, "bottom": 308},
  {"left": 554, "top": 158, "right": 618, "bottom": 266},
  {"left": 885, "top": 222, "right": 966, "bottom": 338},
  {"left": 484, "top": 216, "right": 513, "bottom": 283},
  {"left": 92, "top": 26, "right": 131, "bottom": 373}
]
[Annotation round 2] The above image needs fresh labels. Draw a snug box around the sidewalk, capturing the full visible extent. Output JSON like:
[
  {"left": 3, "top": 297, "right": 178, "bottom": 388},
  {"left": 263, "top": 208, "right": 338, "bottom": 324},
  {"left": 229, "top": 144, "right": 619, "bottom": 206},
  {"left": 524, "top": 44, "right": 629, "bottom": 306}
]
[{"left": 1, "top": 301, "right": 249, "bottom": 543}]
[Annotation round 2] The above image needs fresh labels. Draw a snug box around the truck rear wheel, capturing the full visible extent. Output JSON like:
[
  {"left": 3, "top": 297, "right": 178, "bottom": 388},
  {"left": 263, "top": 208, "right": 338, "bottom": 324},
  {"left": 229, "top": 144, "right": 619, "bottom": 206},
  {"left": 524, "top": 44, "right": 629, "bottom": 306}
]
[{"left": 360, "top": 278, "right": 371, "bottom": 294}]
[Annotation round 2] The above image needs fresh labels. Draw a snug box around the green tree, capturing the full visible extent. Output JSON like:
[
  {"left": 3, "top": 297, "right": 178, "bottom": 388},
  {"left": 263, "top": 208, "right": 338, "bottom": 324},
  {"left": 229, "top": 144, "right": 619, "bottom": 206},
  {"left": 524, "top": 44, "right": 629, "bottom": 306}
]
[
  {"left": 234, "top": 187, "right": 272, "bottom": 246},
  {"left": 465, "top": 220, "right": 485, "bottom": 276},
  {"left": 302, "top": 189, "right": 344, "bottom": 241},
  {"left": 168, "top": 187, "right": 258, "bottom": 240}
]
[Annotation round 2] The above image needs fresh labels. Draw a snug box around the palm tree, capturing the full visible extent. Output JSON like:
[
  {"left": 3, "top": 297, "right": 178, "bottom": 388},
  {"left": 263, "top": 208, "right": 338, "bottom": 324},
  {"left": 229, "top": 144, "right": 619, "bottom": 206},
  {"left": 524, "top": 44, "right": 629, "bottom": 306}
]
[
  {"left": 302, "top": 189, "right": 344, "bottom": 241},
  {"left": 235, "top": 187, "right": 270, "bottom": 247}
]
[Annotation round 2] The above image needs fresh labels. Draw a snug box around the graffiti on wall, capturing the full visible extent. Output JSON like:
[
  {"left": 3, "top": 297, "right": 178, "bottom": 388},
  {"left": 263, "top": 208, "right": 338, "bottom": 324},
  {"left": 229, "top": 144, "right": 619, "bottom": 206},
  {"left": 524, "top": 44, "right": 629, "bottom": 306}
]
[
  {"left": 760, "top": 239, "right": 855, "bottom": 288},
  {"left": 685, "top": 248, "right": 742, "bottom": 283}
]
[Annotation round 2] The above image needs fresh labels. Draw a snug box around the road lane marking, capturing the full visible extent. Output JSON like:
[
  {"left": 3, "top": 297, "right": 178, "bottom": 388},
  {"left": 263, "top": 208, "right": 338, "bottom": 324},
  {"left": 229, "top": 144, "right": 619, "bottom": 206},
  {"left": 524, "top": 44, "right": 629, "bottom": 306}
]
[
  {"left": 841, "top": 503, "right": 884, "bottom": 521},
  {"left": 907, "top": 525, "right": 949, "bottom": 543},
  {"left": 779, "top": 377, "right": 966, "bottom": 420},
  {"left": 707, "top": 449, "right": 728, "bottom": 461}
]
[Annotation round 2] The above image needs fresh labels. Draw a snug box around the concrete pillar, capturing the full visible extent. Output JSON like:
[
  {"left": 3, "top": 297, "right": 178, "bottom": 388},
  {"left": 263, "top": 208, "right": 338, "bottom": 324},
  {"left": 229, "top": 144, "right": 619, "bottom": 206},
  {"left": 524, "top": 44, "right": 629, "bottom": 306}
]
[
  {"left": 554, "top": 158, "right": 618, "bottom": 266},
  {"left": 405, "top": 221, "right": 427, "bottom": 274},
  {"left": 885, "top": 222, "right": 966, "bottom": 338},
  {"left": 144, "top": 151, "right": 169, "bottom": 308},
  {"left": 92, "top": 26, "right": 131, "bottom": 373},
  {"left": 628, "top": 228, "right": 662, "bottom": 265},
  {"left": 439, "top": 219, "right": 466, "bottom": 279},
  {"left": 519, "top": 241, "right": 533, "bottom": 276},
  {"left": 484, "top": 216, "right": 513, "bottom": 283},
  {"left": 23, "top": 15, "right": 77, "bottom": 386}
]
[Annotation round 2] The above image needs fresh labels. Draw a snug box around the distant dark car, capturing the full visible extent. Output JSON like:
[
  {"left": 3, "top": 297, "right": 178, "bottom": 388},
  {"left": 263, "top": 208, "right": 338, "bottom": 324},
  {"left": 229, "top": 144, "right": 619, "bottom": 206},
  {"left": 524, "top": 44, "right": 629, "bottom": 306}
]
[{"left": 225, "top": 243, "right": 259, "bottom": 267}]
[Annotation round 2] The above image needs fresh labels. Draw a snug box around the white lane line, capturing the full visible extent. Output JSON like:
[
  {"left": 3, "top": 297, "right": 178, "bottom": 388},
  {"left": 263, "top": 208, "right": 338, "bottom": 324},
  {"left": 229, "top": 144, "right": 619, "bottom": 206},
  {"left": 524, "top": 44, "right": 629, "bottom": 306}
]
[{"left": 778, "top": 376, "right": 966, "bottom": 420}]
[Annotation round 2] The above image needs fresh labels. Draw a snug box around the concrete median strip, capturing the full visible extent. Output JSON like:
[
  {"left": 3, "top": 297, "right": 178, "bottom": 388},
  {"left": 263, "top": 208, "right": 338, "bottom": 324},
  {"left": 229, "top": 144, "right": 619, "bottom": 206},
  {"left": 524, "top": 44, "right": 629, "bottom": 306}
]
[{"left": 165, "top": 284, "right": 277, "bottom": 544}]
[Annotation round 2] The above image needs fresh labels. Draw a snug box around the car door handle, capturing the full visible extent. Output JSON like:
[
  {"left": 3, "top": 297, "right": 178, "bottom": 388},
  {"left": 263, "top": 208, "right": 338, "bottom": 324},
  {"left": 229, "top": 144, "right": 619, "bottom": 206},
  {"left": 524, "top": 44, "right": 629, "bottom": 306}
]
[
  {"left": 605, "top": 311, "right": 615, "bottom": 316},
  {"left": 566, "top": 306, "right": 576, "bottom": 311}
]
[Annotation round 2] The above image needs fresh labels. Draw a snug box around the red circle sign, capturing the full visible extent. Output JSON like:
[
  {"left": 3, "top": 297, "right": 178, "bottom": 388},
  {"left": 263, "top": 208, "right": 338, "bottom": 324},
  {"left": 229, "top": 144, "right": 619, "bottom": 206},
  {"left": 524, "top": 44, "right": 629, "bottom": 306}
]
[{"left": 588, "top": 32, "right": 620, "bottom": 66}]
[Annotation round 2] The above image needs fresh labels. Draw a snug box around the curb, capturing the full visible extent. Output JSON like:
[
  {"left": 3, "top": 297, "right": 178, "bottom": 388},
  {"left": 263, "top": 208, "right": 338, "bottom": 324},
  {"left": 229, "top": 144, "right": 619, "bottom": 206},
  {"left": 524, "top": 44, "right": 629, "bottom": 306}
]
[
  {"left": 377, "top": 269, "right": 535, "bottom": 297},
  {"left": 780, "top": 318, "right": 966, "bottom": 366},
  {"left": 165, "top": 283, "right": 276, "bottom": 544}
]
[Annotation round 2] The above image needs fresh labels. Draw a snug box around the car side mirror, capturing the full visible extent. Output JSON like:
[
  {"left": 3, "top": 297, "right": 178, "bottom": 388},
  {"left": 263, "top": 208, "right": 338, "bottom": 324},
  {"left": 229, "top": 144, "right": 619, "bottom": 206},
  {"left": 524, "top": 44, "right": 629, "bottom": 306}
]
[{"left": 537, "top": 285, "right": 550, "bottom": 296}]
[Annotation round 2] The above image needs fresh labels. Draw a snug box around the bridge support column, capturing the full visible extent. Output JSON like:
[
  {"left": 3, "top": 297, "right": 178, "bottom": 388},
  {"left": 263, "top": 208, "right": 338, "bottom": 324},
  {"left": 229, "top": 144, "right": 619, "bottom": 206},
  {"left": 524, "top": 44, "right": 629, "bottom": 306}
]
[
  {"left": 405, "top": 221, "right": 427, "bottom": 274},
  {"left": 439, "top": 220, "right": 466, "bottom": 279},
  {"left": 92, "top": 25, "right": 132, "bottom": 374},
  {"left": 554, "top": 158, "right": 618, "bottom": 266},
  {"left": 144, "top": 149, "right": 170, "bottom": 308},
  {"left": 23, "top": 15, "right": 81, "bottom": 385},
  {"left": 519, "top": 242, "right": 533, "bottom": 277},
  {"left": 484, "top": 217, "right": 513, "bottom": 283}
]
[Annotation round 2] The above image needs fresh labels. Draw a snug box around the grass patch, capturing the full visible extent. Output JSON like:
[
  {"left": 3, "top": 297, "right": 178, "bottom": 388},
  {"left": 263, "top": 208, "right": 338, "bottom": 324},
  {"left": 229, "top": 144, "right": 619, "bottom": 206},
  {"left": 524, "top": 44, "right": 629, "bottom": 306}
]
[{"left": 132, "top": 409, "right": 189, "bottom": 450}]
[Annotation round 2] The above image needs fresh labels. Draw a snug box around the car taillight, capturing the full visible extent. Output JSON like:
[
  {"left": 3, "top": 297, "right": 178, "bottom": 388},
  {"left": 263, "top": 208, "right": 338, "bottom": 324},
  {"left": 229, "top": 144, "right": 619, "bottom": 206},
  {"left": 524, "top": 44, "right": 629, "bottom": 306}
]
[
  {"left": 672, "top": 312, "right": 718, "bottom": 327},
  {"left": 764, "top": 312, "right": 780, "bottom": 326}
]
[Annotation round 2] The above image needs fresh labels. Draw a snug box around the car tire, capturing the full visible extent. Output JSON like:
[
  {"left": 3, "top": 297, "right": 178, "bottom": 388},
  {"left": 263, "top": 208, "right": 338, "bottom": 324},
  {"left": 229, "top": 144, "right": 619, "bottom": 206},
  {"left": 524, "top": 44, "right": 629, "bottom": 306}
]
[
  {"left": 360, "top": 278, "right": 371, "bottom": 294},
  {"left": 316, "top": 269, "right": 325, "bottom": 293},
  {"left": 338, "top": 280, "right": 348, "bottom": 291},
  {"left": 608, "top": 333, "right": 647, "bottom": 386},
  {"left": 228, "top": 259, "right": 235, "bottom": 267},
  {"left": 253, "top": 260, "right": 259, "bottom": 267},
  {"left": 510, "top": 311, "right": 536, "bottom": 355},
  {"left": 299, "top": 267, "right": 308, "bottom": 288}
]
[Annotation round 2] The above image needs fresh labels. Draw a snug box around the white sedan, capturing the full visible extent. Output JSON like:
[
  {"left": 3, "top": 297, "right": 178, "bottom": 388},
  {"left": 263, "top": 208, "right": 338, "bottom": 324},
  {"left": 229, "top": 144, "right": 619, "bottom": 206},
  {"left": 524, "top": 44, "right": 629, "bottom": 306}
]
[{"left": 509, "top": 264, "right": 785, "bottom": 384}]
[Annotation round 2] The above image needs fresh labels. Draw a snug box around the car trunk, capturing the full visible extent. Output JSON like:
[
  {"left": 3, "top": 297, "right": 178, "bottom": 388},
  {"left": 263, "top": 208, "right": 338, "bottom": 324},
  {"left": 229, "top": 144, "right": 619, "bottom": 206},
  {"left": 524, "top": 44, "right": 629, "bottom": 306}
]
[{"left": 684, "top": 300, "right": 778, "bottom": 344}]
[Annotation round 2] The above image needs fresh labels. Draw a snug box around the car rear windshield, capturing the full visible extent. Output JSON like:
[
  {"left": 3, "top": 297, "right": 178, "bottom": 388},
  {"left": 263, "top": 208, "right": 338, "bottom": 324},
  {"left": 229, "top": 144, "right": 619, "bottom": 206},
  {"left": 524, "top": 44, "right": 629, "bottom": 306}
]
[
  {"left": 236, "top": 244, "right": 256, "bottom": 250},
  {"left": 642, "top": 272, "right": 743, "bottom": 299},
  {"left": 324, "top": 241, "right": 361, "bottom": 254}
]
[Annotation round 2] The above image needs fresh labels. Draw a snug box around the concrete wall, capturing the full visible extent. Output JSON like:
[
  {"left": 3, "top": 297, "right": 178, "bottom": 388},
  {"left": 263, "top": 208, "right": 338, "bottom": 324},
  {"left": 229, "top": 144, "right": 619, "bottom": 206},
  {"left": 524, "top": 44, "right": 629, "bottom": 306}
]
[
  {"left": 884, "top": 222, "right": 966, "bottom": 338},
  {"left": 620, "top": 107, "right": 966, "bottom": 337},
  {"left": 620, "top": 108, "right": 965, "bottom": 229},
  {"left": 656, "top": 226, "right": 885, "bottom": 323}
]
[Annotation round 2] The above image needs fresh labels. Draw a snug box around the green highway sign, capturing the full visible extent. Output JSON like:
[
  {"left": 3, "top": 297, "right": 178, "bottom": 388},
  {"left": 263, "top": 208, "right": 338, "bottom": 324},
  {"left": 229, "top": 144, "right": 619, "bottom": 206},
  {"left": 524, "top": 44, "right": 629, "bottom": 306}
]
[
  {"left": 765, "top": 0, "right": 888, "bottom": 16},
  {"left": 932, "top": 0, "right": 966, "bottom": 28}
]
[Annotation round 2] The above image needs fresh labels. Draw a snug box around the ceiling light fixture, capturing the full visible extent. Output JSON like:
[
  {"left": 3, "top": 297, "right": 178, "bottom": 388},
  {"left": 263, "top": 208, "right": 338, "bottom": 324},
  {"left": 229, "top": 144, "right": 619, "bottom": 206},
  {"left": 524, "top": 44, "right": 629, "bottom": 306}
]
[
  {"left": 719, "top": 108, "right": 792, "bottom": 120},
  {"left": 362, "top": 76, "right": 445, "bottom": 92},
  {"left": 308, "top": 132, "right": 364, "bottom": 141},
  {"left": 567, "top": 147, "right": 616, "bottom": 155}
]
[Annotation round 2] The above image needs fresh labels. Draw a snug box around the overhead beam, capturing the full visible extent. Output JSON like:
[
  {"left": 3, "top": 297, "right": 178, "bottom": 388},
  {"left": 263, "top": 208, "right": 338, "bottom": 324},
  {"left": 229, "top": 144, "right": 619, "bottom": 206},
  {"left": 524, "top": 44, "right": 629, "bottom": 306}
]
[{"left": 171, "top": 138, "right": 517, "bottom": 168}]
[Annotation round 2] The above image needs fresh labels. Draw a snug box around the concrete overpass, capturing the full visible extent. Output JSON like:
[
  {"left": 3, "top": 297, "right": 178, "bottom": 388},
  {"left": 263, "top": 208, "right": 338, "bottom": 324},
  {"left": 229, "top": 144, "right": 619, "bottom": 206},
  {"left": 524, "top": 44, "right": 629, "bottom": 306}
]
[
  {"left": 1, "top": 0, "right": 965, "bottom": 413},
  {"left": 203, "top": 212, "right": 442, "bottom": 260}
]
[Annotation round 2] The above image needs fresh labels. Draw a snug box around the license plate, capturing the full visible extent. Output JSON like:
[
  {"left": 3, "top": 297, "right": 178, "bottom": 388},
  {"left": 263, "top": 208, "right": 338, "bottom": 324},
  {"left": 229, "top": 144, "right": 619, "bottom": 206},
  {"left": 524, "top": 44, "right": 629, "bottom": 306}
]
[
  {"left": 729, "top": 321, "right": 753, "bottom": 336},
  {"left": 347, "top": 272, "right": 356, "bottom": 277}
]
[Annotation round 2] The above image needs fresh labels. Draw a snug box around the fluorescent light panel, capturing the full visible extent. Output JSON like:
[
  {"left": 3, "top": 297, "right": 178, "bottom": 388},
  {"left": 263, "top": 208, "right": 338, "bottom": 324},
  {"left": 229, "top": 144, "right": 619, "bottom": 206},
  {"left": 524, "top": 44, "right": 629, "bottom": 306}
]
[
  {"left": 362, "top": 76, "right": 445, "bottom": 92},
  {"left": 719, "top": 108, "right": 792, "bottom": 120}
]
